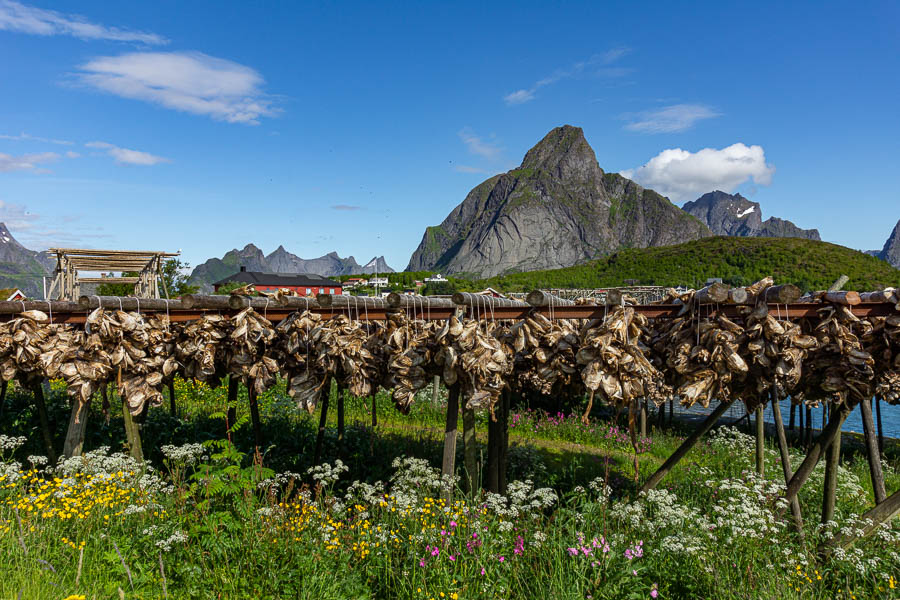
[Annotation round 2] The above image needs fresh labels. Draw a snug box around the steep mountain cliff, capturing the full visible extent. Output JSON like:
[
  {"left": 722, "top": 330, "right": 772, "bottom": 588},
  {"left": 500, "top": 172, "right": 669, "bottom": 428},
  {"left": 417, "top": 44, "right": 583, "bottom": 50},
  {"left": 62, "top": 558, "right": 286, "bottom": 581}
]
[
  {"left": 406, "top": 125, "right": 712, "bottom": 277},
  {"left": 188, "top": 244, "right": 394, "bottom": 292},
  {"left": 879, "top": 219, "right": 900, "bottom": 268},
  {"left": 682, "top": 191, "right": 820, "bottom": 240},
  {"left": 0, "top": 223, "right": 52, "bottom": 298}
]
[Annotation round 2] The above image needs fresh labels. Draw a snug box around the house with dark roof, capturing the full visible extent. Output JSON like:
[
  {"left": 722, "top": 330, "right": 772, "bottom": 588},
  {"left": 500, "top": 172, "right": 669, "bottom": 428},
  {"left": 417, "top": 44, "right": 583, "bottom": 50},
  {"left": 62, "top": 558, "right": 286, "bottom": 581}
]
[{"left": 213, "top": 267, "right": 342, "bottom": 296}]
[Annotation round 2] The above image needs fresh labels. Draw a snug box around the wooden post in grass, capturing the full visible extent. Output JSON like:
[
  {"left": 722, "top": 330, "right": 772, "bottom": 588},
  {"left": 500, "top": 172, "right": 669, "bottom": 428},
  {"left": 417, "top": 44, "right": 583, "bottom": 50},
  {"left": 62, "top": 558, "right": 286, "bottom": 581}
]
[
  {"left": 783, "top": 402, "right": 851, "bottom": 508},
  {"left": 859, "top": 398, "right": 887, "bottom": 504},
  {"left": 797, "top": 403, "right": 804, "bottom": 442},
  {"left": 432, "top": 375, "right": 440, "bottom": 405},
  {"left": 226, "top": 377, "right": 238, "bottom": 441},
  {"left": 805, "top": 406, "right": 813, "bottom": 447},
  {"left": 248, "top": 381, "right": 262, "bottom": 454},
  {"left": 822, "top": 405, "right": 840, "bottom": 523},
  {"left": 640, "top": 399, "right": 734, "bottom": 492},
  {"left": 755, "top": 404, "right": 765, "bottom": 476},
  {"left": 168, "top": 379, "right": 176, "bottom": 417},
  {"left": 0, "top": 380, "right": 7, "bottom": 419},
  {"left": 819, "top": 488, "right": 900, "bottom": 557},
  {"left": 31, "top": 381, "right": 57, "bottom": 464},
  {"left": 499, "top": 389, "right": 510, "bottom": 495},
  {"left": 121, "top": 399, "right": 143, "bottom": 462},
  {"left": 441, "top": 385, "right": 460, "bottom": 500},
  {"left": 371, "top": 396, "right": 377, "bottom": 428},
  {"left": 770, "top": 392, "right": 804, "bottom": 536},
  {"left": 788, "top": 403, "right": 796, "bottom": 431},
  {"left": 640, "top": 399, "right": 647, "bottom": 440},
  {"left": 313, "top": 377, "right": 331, "bottom": 466},
  {"left": 62, "top": 397, "right": 91, "bottom": 458},
  {"left": 462, "top": 395, "right": 477, "bottom": 495},
  {"left": 875, "top": 397, "right": 884, "bottom": 457},
  {"left": 668, "top": 397, "right": 674, "bottom": 424},
  {"left": 336, "top": 383, "right": 345, "bottom": 450}
]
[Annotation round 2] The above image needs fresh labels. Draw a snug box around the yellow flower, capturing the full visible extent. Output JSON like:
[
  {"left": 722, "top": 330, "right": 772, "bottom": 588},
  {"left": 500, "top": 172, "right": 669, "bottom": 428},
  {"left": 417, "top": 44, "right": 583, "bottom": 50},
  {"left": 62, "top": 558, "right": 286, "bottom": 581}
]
[{"left": 63, "top": 595, "right": 86, "bottom": 600}]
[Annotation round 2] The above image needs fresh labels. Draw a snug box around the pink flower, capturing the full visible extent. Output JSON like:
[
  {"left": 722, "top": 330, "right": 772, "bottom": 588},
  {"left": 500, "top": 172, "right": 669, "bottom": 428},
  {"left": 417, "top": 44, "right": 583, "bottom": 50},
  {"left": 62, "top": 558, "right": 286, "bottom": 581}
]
[
  {"left": 651, "top": 588, "right": 658, "bottom": 598},
  {"left": 498, "top": 556, "right": 505, "bottom": 563},
  {"left": 450, "top": 521, "right": 457, "bottom": 528},
  {"left": 632, "top": 570, "right": 637, "bottom": 576},
  {"left": 481, "top": 568, "right": 486, "bottom": 575},
  {"left": 419, "top": 559, "right": 425, "bottom": 567},
  {"left": 567, "top": 547, "right": 578, "bottom": 556},
  {"left": 449, "top": 555, "right": 456, "bottom": 561}
]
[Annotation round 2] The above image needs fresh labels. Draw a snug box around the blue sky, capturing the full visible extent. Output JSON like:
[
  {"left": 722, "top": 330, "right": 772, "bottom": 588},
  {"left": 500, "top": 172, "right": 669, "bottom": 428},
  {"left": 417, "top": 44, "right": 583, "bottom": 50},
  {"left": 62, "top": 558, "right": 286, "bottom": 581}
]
[{"left": 1, "top": 0, "right": 898, "bottom": 271}]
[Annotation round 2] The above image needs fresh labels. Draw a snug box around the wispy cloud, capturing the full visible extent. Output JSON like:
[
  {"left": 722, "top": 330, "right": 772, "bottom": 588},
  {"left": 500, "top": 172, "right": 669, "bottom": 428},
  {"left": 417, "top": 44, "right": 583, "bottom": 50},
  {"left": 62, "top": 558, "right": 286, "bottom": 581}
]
[
  {"left": 453, "top": 164, "right": 490, "bottom": 174},
  {"left": 0, "top": 151, "right": 59, "bottom": 173},
  {"left": 0, "top": 132, "right": 73, "bottom": 145},
  {"left": 86, "top": 141, "right": 170, "bottom": 166},
  {"left": 622, "top": 103, "right": 720, "bottom": 133},
  {"left": 331, "top": 204, "right": 362, "bottom": 211},
  {"left": 76, "top": 51, "right": 277, "bottom": 124},
  {"left": 0, "top": 200, "right": 112, "bottom": 248},
  {"left": 504, "top": 47, "right": 631, "bottom": 106},
  {"left": 0, "top": 0, "right": 166, "bottom": 44},
  {"left": 621, "top": 143, "right": 775, "bottom": 203},
  {"left": 458, "top": 127, "right": 502, "bottom": 160}
]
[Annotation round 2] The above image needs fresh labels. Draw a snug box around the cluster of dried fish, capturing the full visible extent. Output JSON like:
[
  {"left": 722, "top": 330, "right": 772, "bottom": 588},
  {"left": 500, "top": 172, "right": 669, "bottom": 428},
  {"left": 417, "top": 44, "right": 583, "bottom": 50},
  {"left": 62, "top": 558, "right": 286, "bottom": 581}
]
[
  {"left": 650, "top": 292, "right": 748, "bottom": 408},
  {"left": 176, "top": 314, "right": 228, "bottom": 383},
  {"left": 505, "top": 313, "right": 580, "bottom": 397},
  {"left": 578, "top": 306, "right": 669, "bottom": 415},
  {"left": 311, "top": 314, "right": 383, "bottom": 399},
  {"left": 0, "top": 311, "right": 60, "bottom": 387},
  {"left": 435, "top": 315, "right": 512, "bottom": 411},
  {"left": 384, "top": 313, "right": 440, "bottom": 413},
  {"left": 224, "top": 307, "right": 278, "bottom": 395},
  {"left": 864, "top": 313, "right": 900, "bottom": 405},
  {"left": 273, "top": 310, "right": 326, "bottom": 411}
]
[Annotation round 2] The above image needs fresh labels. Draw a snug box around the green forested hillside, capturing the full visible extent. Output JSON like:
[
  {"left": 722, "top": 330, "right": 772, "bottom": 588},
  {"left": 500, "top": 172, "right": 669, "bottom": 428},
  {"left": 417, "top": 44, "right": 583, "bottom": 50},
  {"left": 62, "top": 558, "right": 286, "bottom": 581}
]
[{"left": 475, "top": 237, "right": 900, "bottom": 292}]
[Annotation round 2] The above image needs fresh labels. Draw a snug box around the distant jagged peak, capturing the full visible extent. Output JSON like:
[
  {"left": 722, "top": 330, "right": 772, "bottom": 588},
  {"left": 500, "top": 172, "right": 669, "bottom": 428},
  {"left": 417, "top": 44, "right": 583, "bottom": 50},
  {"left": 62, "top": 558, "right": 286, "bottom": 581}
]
[
  {"left": 682, "top": 190, "right": 819, "bottom": 240},
  {"left": 880, "top": 218, "right": 900, "bottom": 268}
]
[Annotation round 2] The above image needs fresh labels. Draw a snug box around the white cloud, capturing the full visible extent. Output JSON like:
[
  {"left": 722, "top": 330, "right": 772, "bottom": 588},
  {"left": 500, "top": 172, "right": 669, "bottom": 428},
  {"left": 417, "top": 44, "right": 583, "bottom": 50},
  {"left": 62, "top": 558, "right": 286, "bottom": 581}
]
[
  {"left": 504, "top": 48, "right": 631, "bottom": 106},
  {"left": 0, "top": 151, "right": 59, "bottom": 172},
  {"left": 458, "top": 128, "right": 501, "bottom": 159},
  {"left": 0, "top": 199, "right": 39, "bottom": 231},
  {"left": 77, "top": 51, "right": 277, "bottom": 124},
  {"left": 65, "top": 151, "right": 80, "bottom": 158},
  {"left": 0, "top": 132, "right": 73, "bottom": 145},
  {"left": 621, "top": 143, "right": 775, "bottom": 203},
  {"left": 86, "top": 141, "right": 170, "bottom": 166},
  {"left": 623, "top": 103, "right": 720, "bottom": 133},
  {"left": 0, "top": 0, "right": 166, "bottom": 44}
]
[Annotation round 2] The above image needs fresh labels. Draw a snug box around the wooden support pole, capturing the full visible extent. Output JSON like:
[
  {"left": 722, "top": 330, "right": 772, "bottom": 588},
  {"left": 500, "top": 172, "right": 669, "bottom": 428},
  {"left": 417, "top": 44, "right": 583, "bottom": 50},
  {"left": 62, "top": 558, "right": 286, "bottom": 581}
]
[
  {"left": 62, "top": 397, "right": 91, "bottom": 458},
  {"left": 371, "top": 395, "right": 377, "bottom": 428},
  {"left": 668, "top": 397, "right": 674, "bottom": 424},
  {"left": 486, "top": 408, "right": 500, "bottom": 493},
  {"left": 168, "top": 380, "right": 176, "bottom": 417},
  {"left": 756, "top": 404, "right": 765, "bottom": 476},
  {"left": 313, "top": 379, "right": 331, "bottom": 466},
  {"left": 858, "top": 398, "right": 886, "bottom": 504},
  {"left": 805, "top": 405, "right": 813, "bottom": 447},
  {"left": 875, "top": 397, "right": 884, "bottom": 457},
  {"left": 499, "top": 390, "right": 510, "bottom": 495},
  {"left": 31, "top": 382, "right": 57, "bottom": 465},
  {"left": 336, "top": 384, "right": 345, "bottom": 452},
  {"left": 640, "top": 399, "right": 647, "bottom": 440},
  {"left": 121, "top": 398, "right": 143, "bottom": 462},
  {"left": 783, "top": 403, "right": 851, "bottom": 506},
  {"left": 441, "top": 385, "right": 460, "bottom": 500},
  {"left": 788, "top": 403, "right": 796, "bottom": 431},
  {"left": 0, "top": 380, "right": 7, "bottom": 419},
  {"left": 819, "top": 488, "right": 900, "bottom": 556},
  {"left": 641, "top": 400, "right": 733, "bottom": 492},
  {"left": 432, "top": 375, "right": 440, "bottom": 405},
  {"left": 463, "top": 399, "right": 477, "bottom": 495},
  {"left": 821, "top": 404, "right": 842, "bottom": 525},
  {"left": 771, "top": 395, "right": 804, "bottom": 536},
  {"left": 248, "top": 382, "right": 262, "bottom": 454}
]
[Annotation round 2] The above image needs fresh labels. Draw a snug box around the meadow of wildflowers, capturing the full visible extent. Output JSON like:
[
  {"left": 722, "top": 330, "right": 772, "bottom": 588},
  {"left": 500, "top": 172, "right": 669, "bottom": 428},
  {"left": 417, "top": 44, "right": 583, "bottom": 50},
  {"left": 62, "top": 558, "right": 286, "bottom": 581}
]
[{"left": 0, "top": 379, "right": 897, "bottom": 599}]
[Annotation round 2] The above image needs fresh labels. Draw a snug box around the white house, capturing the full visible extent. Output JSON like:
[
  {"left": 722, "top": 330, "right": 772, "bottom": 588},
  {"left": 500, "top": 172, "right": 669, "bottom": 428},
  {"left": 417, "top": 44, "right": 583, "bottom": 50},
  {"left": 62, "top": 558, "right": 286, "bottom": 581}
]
[
  {"left": 424, "top": 273, "right": 448, "bottom": 283},
  {"left": 368, "top": 277, "right": 389, "bottom": 287}
]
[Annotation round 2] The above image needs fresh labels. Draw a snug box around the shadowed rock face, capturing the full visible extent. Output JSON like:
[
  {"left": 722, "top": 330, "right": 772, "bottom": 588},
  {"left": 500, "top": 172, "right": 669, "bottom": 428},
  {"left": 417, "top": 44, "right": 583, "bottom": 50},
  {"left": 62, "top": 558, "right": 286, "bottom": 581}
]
[
  {"left": 880, "top": 219, "right": 900, "bottom": 268},
  {"left": 0, "top": 223, "right": 54, "bottom": 298},
  {"left": 188, "top": 244, "right": 394, "bottom": 292},
  {"left": 406, "top": 125, "right": 712, "bottom": 277},
  {"left": 683, "top": 191, "right": 820, "bottom": 240}
]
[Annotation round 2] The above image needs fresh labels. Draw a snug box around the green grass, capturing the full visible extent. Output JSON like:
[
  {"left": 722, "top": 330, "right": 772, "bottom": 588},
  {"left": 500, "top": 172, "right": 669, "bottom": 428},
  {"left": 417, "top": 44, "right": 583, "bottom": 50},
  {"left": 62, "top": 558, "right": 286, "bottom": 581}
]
[
  {"left": 0, "top": 379, "right": 898, "bottom": 599},
  {"left": 475, "top": 236, "right": 900, "bottom": 292}
]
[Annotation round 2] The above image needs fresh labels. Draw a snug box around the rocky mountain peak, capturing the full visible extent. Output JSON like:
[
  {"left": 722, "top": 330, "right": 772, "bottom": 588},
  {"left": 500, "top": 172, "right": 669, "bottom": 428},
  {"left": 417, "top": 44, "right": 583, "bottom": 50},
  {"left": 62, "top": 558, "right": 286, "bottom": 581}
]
[
  {"left": 880, "top": 219, "right": 900, "bottom": 268},
  {"left": 682, "top": 190, "right": 819, "bottom": 240},
  {"left": 520, "top": 125, "right": 602, "bottom": 184}
]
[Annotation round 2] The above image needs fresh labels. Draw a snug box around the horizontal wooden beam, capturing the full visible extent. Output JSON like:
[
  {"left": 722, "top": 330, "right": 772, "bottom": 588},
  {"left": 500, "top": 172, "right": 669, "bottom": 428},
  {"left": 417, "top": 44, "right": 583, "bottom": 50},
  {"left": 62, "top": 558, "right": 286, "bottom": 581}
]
[
  {"left": 48, "top": 248, "right": 179, "bottom": 257},
  {"left": 77, "top": 277, "right": 140, "bottom": 284}
]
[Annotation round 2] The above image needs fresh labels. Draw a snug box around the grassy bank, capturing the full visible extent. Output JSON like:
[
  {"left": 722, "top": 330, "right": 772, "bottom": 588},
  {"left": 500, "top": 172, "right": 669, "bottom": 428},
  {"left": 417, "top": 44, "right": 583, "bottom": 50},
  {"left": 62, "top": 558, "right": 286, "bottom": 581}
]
[{"left": 0, "top": 378, "right": 898, "bottom": 599}]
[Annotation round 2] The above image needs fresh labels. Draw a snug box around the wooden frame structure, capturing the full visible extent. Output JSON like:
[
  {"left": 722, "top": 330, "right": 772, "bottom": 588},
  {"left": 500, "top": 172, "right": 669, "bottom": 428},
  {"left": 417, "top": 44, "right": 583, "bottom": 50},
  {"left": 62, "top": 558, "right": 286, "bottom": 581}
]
[{"left": 45, "top": 248, "right": 180, "bottom": 301}]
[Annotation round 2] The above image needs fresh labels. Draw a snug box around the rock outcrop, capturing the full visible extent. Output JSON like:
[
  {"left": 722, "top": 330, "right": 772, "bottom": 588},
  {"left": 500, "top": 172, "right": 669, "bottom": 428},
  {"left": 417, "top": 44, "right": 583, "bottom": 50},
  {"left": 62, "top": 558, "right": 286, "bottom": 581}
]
[
  {"left": 879, "top": 219, "right": 900, "bottom": 268},
  {"left": 682, "top": 191, "right": 820, "bottom": 240},
  {"left": 0, "top": 223, "right": 53, "bottom": 298},
  {"left": 406, "top": 125, "right": 712, "bottom": 277}
]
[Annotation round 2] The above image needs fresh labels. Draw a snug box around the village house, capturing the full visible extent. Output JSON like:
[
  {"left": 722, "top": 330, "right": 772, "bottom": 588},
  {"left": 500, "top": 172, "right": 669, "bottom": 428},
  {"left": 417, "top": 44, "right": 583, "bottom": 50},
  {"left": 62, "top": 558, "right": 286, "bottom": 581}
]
[{"left": 213, "top": 267, "right": 342, "bottom": 296}]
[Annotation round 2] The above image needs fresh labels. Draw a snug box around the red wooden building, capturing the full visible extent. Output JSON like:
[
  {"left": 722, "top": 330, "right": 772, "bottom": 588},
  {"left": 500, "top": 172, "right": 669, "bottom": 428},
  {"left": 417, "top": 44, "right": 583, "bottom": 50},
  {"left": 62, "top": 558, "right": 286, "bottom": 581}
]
[{"left": 213, "top": 268, "right": 342, "bottom": 296}]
